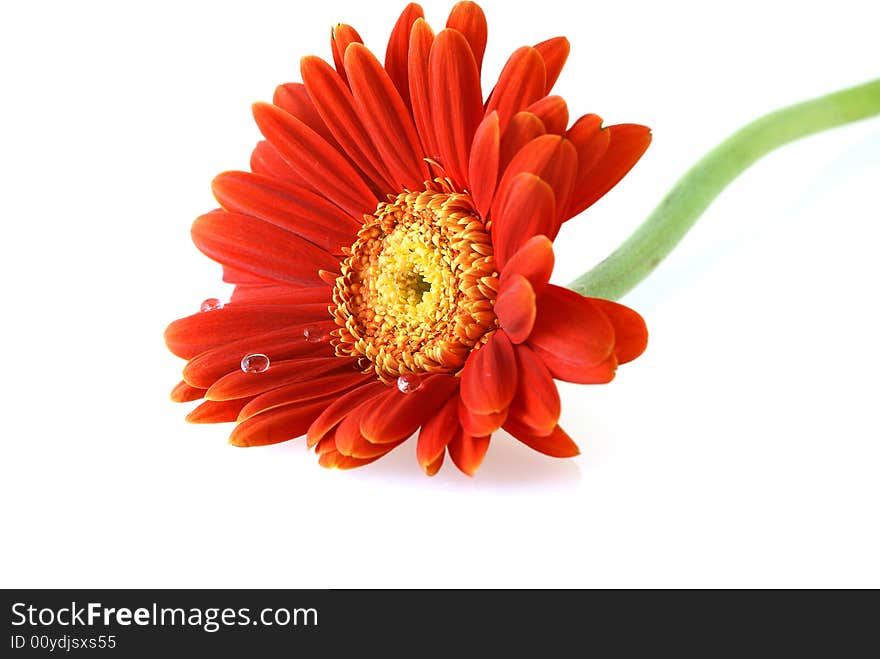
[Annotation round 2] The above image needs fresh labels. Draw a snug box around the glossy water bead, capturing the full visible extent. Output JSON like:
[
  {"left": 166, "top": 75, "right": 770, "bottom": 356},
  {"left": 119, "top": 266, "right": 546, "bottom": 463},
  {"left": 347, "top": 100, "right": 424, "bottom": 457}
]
[
  {"left": 397, "top": 373, "right": 423, "bottom": 394},
  {"left": 240, "top": 353, "right": 270, "bottom": 374},
  {"left": 303, "top": 325, "right": 328, "bottom": 343},
  {"left": 199, "top": 298, "right": 222, "bottom": 312}
]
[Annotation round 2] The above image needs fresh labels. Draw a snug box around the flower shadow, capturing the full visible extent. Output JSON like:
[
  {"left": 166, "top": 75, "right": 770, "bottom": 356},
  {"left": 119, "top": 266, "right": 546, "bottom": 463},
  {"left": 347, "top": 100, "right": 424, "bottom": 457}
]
[{"left": 345, "top": 431, "right": 582, "bottom": 490}]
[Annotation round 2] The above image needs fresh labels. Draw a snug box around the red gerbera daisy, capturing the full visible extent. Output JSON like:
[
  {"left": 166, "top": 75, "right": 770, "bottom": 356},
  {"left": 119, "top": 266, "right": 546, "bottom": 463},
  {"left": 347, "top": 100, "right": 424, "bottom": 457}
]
[{"left": 165, "top": 1, "right": 651, "bottom": 476}]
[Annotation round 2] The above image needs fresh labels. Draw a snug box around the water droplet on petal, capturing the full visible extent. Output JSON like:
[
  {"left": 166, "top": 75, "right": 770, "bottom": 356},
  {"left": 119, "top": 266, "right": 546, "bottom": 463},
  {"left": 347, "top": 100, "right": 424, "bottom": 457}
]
[
  {"left": 200, "top": 298, "right": 222, "bottom": 312},
  {"left": 397, "top": 373, "right": 423, "bottom": 394},
  {"left": 240, "top": 353, "right": 270, "bottom": 374},
  {"left": 303, "top": 325, "right": 328, "bottom": 343}
]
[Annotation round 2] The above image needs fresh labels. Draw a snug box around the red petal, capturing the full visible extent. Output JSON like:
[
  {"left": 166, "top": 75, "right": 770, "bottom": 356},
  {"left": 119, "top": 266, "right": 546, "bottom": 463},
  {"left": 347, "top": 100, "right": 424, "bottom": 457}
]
[
  {"left": 229, "top": 284, "right": 329, "bottom": 306},
  {"left": 186, "top": 398, "right": 254, "bottom": 424},
  {"left": 494, "top": 274, "right": 536, "bottom": 344},
  {"left": 222, "top": 265, "right": 276, "bottom": 286},
  {"left": 504, "top": 420, "right": 579, "bottom": 458},
  {"left": 423, "top": 450, "right": 445, "bottom": 477},
  {"left": 448, "top": 433, "right": 491, "bottom": 476},
  {"left": 528, "top": 285, "right": 616, "bottom": 382},
  {"left": 567, "top": 114, "right": 608, "bottom": 171},
  {"left": 446, "top": 1, "right": 488, "bottom": 71},
  {"left": 191, "top": 209, "right": 339, "bottom": 286},
  {"left": 507, "top": 343, "right": 559, "bottom": 436},
  {"left": 485, "top": 46, "right": 546, "bottom": 132},
  {"left": 564, "top": 114, "right": 610, "bottom": 221},
  {"left": 165, "top": 305, "right": 331, "bottom": 360},
  {"left": 272, "top": 82, "right": 338, "bottom": 147},
  {"left": 494, "top": 135, "right": 577, "bottom": 229},
  {"left": 238, "top": 371, "right": 369, "bottom": 422},
  {"left": 416, "top": 395, "right": 461, "bottom": 472},
  {"left": 430, "top": 29, "right": 483, "bottom": 190},
  {"left": 499, "top": 111, "right": 546, "bottom": 177},
  {"left": 534, "top": 37, "right": 570, "bottom": 94},
  {"left": 323, "top": 451, "right": 388, "bottom": 471},
  {"left": 336, "top": 405, "right": 407, "bottom": 459},
  {"left": 408, "top": 18, "right": 439, "bottom": 158},
  {"left": 300, "top": 56, "right": 398, "bottom": 193},
  {"left": 212, "top": 171, "right": 360, "bottom": 254},
  {"left": 588, "top": 298, "right": 649, "bottom": 364},
  {"left": 343, "top": 434, "right": 406, "bottom": 460},
  {"left": 344, "top": 43, "right": 428, "bottom": 189},
  {"left": 460, "top": 331, "right": 517, "bottom": 415},
  {"left": 333, "top": 408, "right": 371, "bottom": 456},
  {"left": 182, "top": 322, "right": 335, "bottom": 389},
  {"left": 459, "top": 401, "right": 507, "bottom": 436},
  {"left": 360, "top": 375, "right": 459, "bottom": 444},
  {"left": 333, "top": 405, "right": 385, "bottom": 459},
  {"left": 566, "top": 123, "right": 651, "bottom": 219},
  {"left": 252, "top": 102, "right": 378, "bottom": 219},
  {"left": 318, "top": 450, "right": 341, "bottom": 469},
  {"left": 499, "top": 234, "right": 554, "bottom": 292},
  {"left": 206, "top": 357, "right": 355, "bottom": 401},
  {"left": 268, "top": 85, "right": 364, "bottom": 194},
  {"left": 337, "top": 454, "right": 389, "bottom": 470},
  {"left": 306, "top": 380, "right": 388, "bottom": 448},
  {"left": 229, "top": 396, "right": 334, "bottom": 447},
  {"left": 467, "top": 111, "right": 500, "bottom": 219},
  {"left": 384, "top": 3, "right": 424, "bottom": 109},
  {"left": 170, "top": 380, "right": 205, "bottom": 403},
  {"left": 330, "top": 23, "right": 363, "bottom": 86},
  {"left": 572, "top": 352, "right": 618, "bottom": 384},
  {"left": 527, "top": 96, "right": 569, "bottom": 135},
  {"left": 492, "top": 172, "right": 557, "bottom": 267},
  {"left": 250, "top": 140, "right": 306, "bottom": 186},
  {"left": 314, "top": 432, "right": 338, "bottom": 456}
]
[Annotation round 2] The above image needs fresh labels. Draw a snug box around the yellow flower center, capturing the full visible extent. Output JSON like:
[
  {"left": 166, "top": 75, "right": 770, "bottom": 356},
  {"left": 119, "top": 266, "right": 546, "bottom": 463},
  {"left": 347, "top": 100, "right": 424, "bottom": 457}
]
[{"left": 332, "top": 180, "right": 498, "bottom": 382}]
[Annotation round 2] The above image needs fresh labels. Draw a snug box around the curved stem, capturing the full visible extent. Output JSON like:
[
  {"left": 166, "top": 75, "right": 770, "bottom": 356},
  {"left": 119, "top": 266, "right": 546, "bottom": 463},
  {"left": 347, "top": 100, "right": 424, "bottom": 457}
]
[{"left": 568, "top": 79, "right": 880, "bottom": 301}]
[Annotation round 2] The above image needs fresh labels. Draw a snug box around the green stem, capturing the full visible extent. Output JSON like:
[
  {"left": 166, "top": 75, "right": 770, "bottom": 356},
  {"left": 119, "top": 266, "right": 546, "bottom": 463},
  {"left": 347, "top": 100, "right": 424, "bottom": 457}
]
[{"left": 568, "top": 78, "right": 880, "bottom": 301}]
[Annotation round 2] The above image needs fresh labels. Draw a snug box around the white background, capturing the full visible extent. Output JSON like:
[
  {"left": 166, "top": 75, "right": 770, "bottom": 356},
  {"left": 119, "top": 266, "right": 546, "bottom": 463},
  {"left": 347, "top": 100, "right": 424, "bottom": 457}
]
[{"left": 1, "top": 0, "right": 878, "bottom": 588}]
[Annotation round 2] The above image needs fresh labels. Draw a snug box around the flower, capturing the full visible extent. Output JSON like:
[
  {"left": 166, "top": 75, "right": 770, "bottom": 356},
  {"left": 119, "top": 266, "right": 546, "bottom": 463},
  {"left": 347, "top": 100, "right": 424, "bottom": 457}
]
[{"left": 164, "top": 1, "right": 651, "bottom": 476}]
